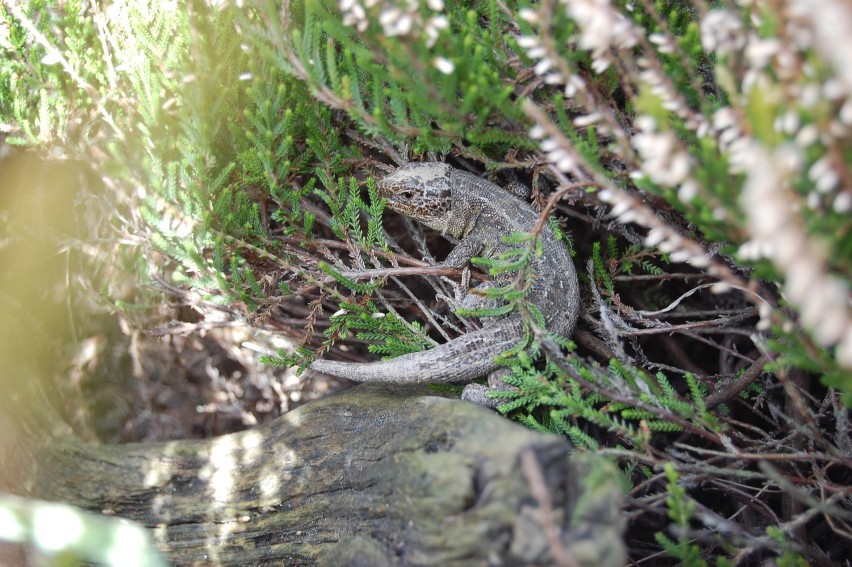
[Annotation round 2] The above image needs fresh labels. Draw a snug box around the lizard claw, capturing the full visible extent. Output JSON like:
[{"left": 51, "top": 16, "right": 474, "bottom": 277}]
[{"left": 436, "top": 265, "right": 470, "bottom": 308}]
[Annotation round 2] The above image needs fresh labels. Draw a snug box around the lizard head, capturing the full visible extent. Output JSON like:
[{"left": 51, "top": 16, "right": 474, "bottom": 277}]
[{"left": 377, "top": 162, "right": 453, "bottom": 230}]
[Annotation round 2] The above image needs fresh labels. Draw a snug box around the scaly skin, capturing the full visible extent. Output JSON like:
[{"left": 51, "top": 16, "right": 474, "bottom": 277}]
[{"left": 310, "top": 162, "right": 580, "bottom": 385}]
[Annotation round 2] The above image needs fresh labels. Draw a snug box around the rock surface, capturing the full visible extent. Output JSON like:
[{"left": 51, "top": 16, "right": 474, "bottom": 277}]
[{"left": 12, "top": 384, "right": 624, "bottom": 566}]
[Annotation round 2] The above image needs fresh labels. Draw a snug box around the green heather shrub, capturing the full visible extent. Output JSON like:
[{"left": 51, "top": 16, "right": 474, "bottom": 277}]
[{"left": 2, "top": 1, "right": 850, "bottom": 564}]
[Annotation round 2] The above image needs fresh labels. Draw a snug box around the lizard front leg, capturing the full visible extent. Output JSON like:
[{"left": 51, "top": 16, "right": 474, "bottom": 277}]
[
  {"left": 436, "top": 233, "right": 485, "bottom": 269},
  {"left": 433, "top": 234, "right": 485, "bottom": 308}
]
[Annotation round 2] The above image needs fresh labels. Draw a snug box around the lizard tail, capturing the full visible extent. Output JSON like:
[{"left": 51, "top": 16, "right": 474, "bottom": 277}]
[{"left": 309, "top": 320, "right": 522, "bottom": 384}]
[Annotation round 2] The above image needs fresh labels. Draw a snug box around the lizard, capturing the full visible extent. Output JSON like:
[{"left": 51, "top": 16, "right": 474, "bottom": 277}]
[{"left": 310, "top": 162, "right": 580, "bottom": 406}]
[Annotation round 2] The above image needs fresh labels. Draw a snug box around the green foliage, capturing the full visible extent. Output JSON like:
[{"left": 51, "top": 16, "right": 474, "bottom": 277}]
[
  {"left": 245, "top": 0, "right": 535, "bottom": 156},
  {"left": 263, "top": 295, "right": 434, "bottom": 369},
  {"left": 654, "top": 463, "right": 707, "bottom": 566},
  {"left": 330, "top": 301, "right": 433, "bottom": 357},
  {"left": 765, "top": 527, "right": 810, "bottom": 567},
  {"left": 314, "top": 175, "right": 387, "bottom": 248},
  {"left": 0, "top": 1, "right": 87, "bottom": 145},
  {"left": 458, "top": 230, "right": 546, "bottom": 319},
  {"left": 0, "top": 494, "right": 167, "bottom": 567},
  {"left": 500, "top": 351, "right": 720, "bottom": 449},
  {"left": 591, "top": 237, "right": 665, "bottom": 299},
  {"left": 317, "top": 261, "right": 380, "bottom": 295}
]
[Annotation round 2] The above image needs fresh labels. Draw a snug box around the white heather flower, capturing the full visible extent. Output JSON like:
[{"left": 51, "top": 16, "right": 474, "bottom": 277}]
[
  {"left": 516, "top": 35, "right": 539, "bottom": 49},
  {"left": 677, "top": 179, "right": 699, "bottom": 203},
  {"left": 573, "top": 112, "right": 602, "bottom": 127},
  {"left": 718, "top": 126, "right": 741, "bottom": 148},
  {"left": 756, "top": 302, "right": 773, "bottom": 330},
  {"left": 564, "top": 75, "right": 586, "bottom": 97},
  {"left": 610, "top": 199, "right": 631, "bottom": 218},
  {"left": 564, "top": 0, "right": 639, "bottom": 72},
  {"left": 669, "top": 250, "right": 692, "bottom": 263},
  {"left": 838, "top": 329, "right": 852, "bottom": 368},
  {"left": 645, "top": 227, "right": 666, "bottom": 247},
  {"left": 342, "top": 1, "right": 448, "bottom": 44},
  {"left": 518, "top": 8, "right": 540, "bottom": 24},
  {"left": 341, "top": 0, "right": 369, "bottom": 31},
  {"left": 711, "top": 107, "right": 760, "bottom": 174},
  {"left": 840, "top": 100, "right": 852, "bottom": 126},
  {"left": 591, "top": 58, "right": 609, "bottom": 74},
  {"left": 380, "top": 7, "right": 413, "bottom": 36},
  {"left": 648, "top": 33, "right": 675, "bottom": 54},
  {"left": 744, "top": 35, "right": 780, "bottom": 69},
  {"left": 534, "top": 58, "right": 553, "bottom": 76},
  {"left": 637, "top": 65, "right": 685, "bottom": 116},
  {"left": 737, "top": 240, "right": 760, "bottom": 261},
  {"left": 776, "top": 110, "right": 800, "bottom": 135},
  {"left": 713, "top": 107, "right": 737, "bottom": 132},
  {"left": 617, "top": 209, "right": 638, "bottom": 224},
  {"left": 807, "top": 279, "right": 849, "bottom": 344},
  {"left": 546, "top": 147, "right": 569, "bottom": 162},
  {"left": 829, "top": 119, "right": 848, "bottom": 138},
  {"left": 700, "top": 10, "right": 746, "bottom": 54},
  {"left": 726, "top": 136, "right": 752, "bottom": 167},
  {"left": 425, "top": 15, "right": 449, "bottom": 47},
  {"left": 798, "top": 83, "right": 821, "bottom": 109},
  {"left": 632, "top": 117, "right": 691, "bottom": 187},
  {"left": 662, "top": 99, "right": 682, "bottom": 112},
  {"left": 772, "top": 110, "right": 799, "bottom": 134},
  {"left": 804, "top": 0, "right": 852, "bottom": 97},
  {"left": 540, "top": 138, "right": 559, "bottom": 152},
  {"left": 635, "top": 114, "right": 656, "bottom": 131},
  {"left": 657, "top": 234, "right": 684, "bottom": 254},
  {"left": 527, "top": 46, "right": 547, "bottom": 59},
  {"left": 432, "top": 56, "right": 454, "bottom": 74},
  {"left": 775, "top": 144, "right": 802, "bottom": 172},
  {"left": 711, "top": 282, "right": 732, "bottom": 294},
  {"left": 555, "top": 155, "right": 577, "bottom": 172},
  {"left": 741, "top": 144, "right": 852, "bottom": 367},
  {"left": 834, "top": 192, "right": 852, "bottom": 213},
  {"left": 597, "top": 188, "right": 617, "bottom": 203},
  {"left": 529, "top": 125, "right": 546, "bottom": 139},
  {"left": 810, "top": 160, "right": 840, "bottom": 194},
  {"left": 807, "top": 191, "right": 821, "bottom": 210},
  {"left": 795, "top": 124, "right": 819, "bottom": 147}
]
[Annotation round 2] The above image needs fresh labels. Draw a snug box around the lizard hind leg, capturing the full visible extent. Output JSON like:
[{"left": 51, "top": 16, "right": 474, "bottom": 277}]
[{"left": 460, "top": 367, "right": 515, "bottom": 409}]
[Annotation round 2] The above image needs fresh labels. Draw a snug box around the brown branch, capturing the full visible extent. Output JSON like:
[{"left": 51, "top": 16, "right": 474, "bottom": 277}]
[
  {"left": 520, "top": 450, "right": 580, "bottom": 567},
  {"left": 335, "top": 265, "right": 487, "bottom": 282},
  {"left": 613, "top": 313, "right": 757, "bottom": 336},
  {"left": 705, "top": 354, "right": 769, "bottom": 409}
]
